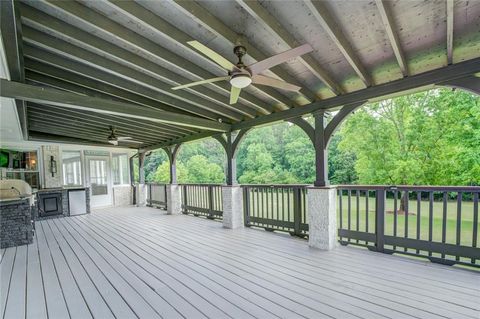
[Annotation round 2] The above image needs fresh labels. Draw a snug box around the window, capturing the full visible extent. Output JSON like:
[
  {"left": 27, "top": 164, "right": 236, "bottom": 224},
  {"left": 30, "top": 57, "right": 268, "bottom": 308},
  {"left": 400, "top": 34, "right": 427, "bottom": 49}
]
[
  {"left": 112, "top": 154, "right": 129, "bottom": 185},
  {"left": 62, "top": 151, "right": 82, "bottom": 186}
]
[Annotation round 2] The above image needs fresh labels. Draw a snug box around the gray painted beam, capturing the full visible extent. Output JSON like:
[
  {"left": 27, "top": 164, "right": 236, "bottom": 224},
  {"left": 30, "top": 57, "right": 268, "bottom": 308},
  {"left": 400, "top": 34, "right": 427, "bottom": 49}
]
[
  {"left": 171, "top": 0, "right": 316, "bottom": 104},
  {"left": 305, "top": 1, "right": 372, "bottom": 87},
  {"left": 440, "top": 75, "right": 480, "bottom": 95},
  {"left": 446, "top": 0, "right": 454, "bottom": 65},
  {"left": 28, "top": 132, "right": 122, "bottom": 148},
  {"left": 22, "top": 27, "right": 244, "bottom": 122},
  {"left": 324, "top": 102, "right": 365, "bottom": 146},
  {"left": 27, "top": 100, "right": 192, "bottom": 137},
  {"left": 104, "top": 1, "right": 279, "bottom": 114},
  {"left": 23, "top": 2, "right": 270, "bottom": 116},
  {"left": 140, "top": 131, "right": 219, "bottom": 152},
  {"left": 236, "top": 0, "right": 343, "bottom": 95},
  {"left": 24, "top": 48, "right": 223, "bottom": 122},
  {"left": 232, "top": 58, "right": 480, "bottom": 130},
  {"left": 0, "top": 79, "right": 231, "bottom": 131},
  {"left": 375, "top": 0, "right": 408, "bottom": 77},
  {"left": 0, "top": 0, "right": 28, "bottom": 140}
]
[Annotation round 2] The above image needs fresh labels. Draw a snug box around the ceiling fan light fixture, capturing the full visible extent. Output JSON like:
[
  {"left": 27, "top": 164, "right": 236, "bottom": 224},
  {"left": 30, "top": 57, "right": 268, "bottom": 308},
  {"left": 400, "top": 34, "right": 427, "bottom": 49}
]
[{"left": 230, "top": 74, "right": 251, "bottom": 88}]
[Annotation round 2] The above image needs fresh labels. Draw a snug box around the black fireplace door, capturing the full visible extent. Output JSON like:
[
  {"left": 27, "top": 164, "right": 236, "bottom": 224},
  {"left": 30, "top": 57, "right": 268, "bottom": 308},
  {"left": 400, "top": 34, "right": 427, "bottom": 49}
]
[{"left": 38, "top": 193, "right": 63, "bottom": 217}]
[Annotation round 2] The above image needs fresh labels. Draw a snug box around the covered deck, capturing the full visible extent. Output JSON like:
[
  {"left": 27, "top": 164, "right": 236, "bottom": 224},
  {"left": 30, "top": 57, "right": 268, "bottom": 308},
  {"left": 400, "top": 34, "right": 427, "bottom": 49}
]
[{"left": 1, "top": 206, "right": 479, "bottom": 319}]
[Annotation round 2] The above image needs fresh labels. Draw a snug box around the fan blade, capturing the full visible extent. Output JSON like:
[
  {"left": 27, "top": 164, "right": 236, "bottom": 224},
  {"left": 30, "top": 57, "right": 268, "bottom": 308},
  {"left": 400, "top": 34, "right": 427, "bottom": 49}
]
[
  {"left": 117, "top": 136, "right": 132, "bottom": 140},
  {"left": 172, "top": 76, "right": 229, "bottom": 90},
  {"left": 247, "top": 43, "right": 313, "bottom": 75},
  {"left": 188, "top": 41, "right": 237, "bottom": 71},
  {"left": 252, "top": 75, "right": 301, "bottom": 92},
  {"left": 230, "top": 86, "right": 241, "bottom": 104},
  {"left": 120, "top": 140, "right": 143, "bottom": 144},
  {"left": 108, "top": 140, "right": 118, "bottom": 146}
]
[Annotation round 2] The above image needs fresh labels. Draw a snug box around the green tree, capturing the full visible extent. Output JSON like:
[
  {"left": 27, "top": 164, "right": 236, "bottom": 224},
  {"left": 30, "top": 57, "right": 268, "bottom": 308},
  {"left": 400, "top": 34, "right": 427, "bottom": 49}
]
[
  {"left": 184, "top": 155, "right": 225, "bottom": 183},
  {"left": 153, "top": 161, "right": 189, "bottom": 183}
]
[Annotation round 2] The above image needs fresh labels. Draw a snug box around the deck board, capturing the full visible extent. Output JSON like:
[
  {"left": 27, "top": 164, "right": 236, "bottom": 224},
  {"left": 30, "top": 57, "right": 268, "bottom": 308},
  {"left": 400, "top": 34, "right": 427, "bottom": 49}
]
[{"left": 2, "top": 206, "right": 479, "bottom": 319}]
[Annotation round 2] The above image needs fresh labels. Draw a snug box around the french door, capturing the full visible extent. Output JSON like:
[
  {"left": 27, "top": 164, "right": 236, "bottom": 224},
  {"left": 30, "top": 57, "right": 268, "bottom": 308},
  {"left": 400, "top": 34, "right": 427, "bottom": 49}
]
[{"left": 86, "top": 156, "right": 112, "bottom": 207}]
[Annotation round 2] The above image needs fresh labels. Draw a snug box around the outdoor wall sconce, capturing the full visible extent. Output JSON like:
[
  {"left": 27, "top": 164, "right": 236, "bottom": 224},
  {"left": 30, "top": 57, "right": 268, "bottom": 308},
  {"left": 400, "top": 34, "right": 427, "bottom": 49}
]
[{"left": 50, "top": 156, "right": 57, "bottom": 177}]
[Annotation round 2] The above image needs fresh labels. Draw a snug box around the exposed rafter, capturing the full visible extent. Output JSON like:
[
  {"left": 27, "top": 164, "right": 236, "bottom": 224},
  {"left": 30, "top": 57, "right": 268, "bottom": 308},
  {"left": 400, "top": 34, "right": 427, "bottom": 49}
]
[
  {"left": 446, "top": 0, "right": 454, "bottom": 65},
  {"left": 23, "top": 48, "right": 222, "bottom": 122},
  {"left": 305, "top": 0, "right": 371, "bottom": 87},
  {"left": 0, "top": 79, "right": 231, "bottom": 132},
  {"left": 22, "top": 1, "right": 272, "bottom": 116},
  {"left": 28, "top": 132, "right": 122, "bottom": 148},
  {"left": 105, "top": 0, "right": 288, "bottom": 113},
  {"left": 375, "top": 0, "right": 408, "bottom": 77},
  {"left": 0, "top": 0, "right": 28, "bottom": 140},
  {"left": 236, "top": 0, "right": 343, "bottom": 96},
  {"left": 22, "top": 27, "right": 245, "bottom": 122},
  {"left": 171, "top": 0, "right": 317, "bottom": 104}
]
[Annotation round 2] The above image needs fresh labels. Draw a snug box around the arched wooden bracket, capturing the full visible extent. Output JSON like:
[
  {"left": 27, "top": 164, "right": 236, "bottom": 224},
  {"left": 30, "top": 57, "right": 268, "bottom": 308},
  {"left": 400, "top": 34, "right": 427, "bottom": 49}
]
[
  {"left": 288, "top": 102, "right": 365, "bottom": 186},
  {"left": 439, "top": 75, "right": 480, "bottom": 95},
  {"left": 161, "top": 144, "right": 181, "bottom": 184},
  {"left": 213, "top": 129, "right": 250, "bottom": 185}
]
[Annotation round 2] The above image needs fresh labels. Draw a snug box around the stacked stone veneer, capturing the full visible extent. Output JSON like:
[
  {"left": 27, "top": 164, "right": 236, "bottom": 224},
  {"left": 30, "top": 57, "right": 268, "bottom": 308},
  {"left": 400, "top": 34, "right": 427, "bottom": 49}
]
[
  {"left": 113, "top": 185, "right": 133, "bottom": 207},
  {"left": 0, "top": 199, "right": 34, "bottom": 248},
  {"left": 42, "top": 145, "right": 62, "bottom": 189}
]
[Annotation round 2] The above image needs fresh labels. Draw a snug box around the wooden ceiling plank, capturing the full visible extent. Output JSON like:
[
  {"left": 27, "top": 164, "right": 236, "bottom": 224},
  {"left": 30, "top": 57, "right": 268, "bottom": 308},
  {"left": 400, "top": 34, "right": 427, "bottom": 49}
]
[
  {"left": 28, "top": 1, "right": 268, "bottom": 116},
  {"left": 236, "top": 0, "right": 343, "bottom": 95},
  {"left": 375, "top": 0, "right": 408, "bottom": 77},
  {"left": 0, "top": 79, "right": 231, "bottom": 132},
  {"left": 106, "top": 0, "right": 286, "bottom": 113},
  {"left": 171, "top": 0, "right": 317, "bottom": 104},
  {"left": 22, "top": 27, "right": 244, "bottom": 122},
  {"left": 23, "top": 48, "right": 220, "bottom": 124},
  {"left": 28, "top": 132, "right": 128, "bottom": 148},
  {"left": 27, "top": 108, "right": 171, "bottom": 142},
  {"left": 305, "top": 0, "right": 372, "bottom": 87}
]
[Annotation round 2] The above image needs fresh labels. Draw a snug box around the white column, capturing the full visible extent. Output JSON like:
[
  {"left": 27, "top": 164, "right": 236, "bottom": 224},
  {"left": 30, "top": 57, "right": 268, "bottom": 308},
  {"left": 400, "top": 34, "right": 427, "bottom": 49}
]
[
  {"left": 222, "top": 185, "right": 244, "bottom": 229},
  {"left": 307, "top": 186, "right": 337, "bottom": 250},
  {"left": 166, "top": 184, "right": 181, "bottom": 215},
  {"left": 135, "top": 183, "right": 147, "bottom": 207}
]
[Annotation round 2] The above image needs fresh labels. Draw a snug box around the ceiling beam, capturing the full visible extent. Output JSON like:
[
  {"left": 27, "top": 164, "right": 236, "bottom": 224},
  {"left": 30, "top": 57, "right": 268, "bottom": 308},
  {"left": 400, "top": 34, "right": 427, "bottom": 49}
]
[
  {"left": 236, "top": 0, "right": 343, "bottom": 96},
  {"left": 27, "top": 110, "right": 169, "bottom": 142},
  {"left": 22, "top": 27, "right": 244, "bottom": 122},
  {"left": 171, "top": 0, "right": 316, "bottom": 104},
  {"left": 24, "top": 2, "right": 271, "bottom": 116},
  {"left": 141, "top": 131, "right": 221, "bottom": 152},
  {"left": 104, "top": 0, "right": 287, "bottom": 113},
  {"left": 23, "top": 48, "right": 220, "bottom": 123},
  {"left": 27, "top": 100, "right": 192, "bottom": 137},
  {"left": 230, "top": 58, "right": 480, "bottom": 130},
  {"left": 0, "top": 79, "right": 231, "bottom": 132},
  {"left": 28, "top": 132, "right": 125, "bottom": 148},
  {"left": 446, "top": 0, "right": 454, "bottom": 65},
  {"left": 305, "top": 0, "right": 371, "bottom": 87},
  {"left": 0, "top": 0, "right": 28, "bottom": 140},
  {"left": 375, "top": 0, "right": 408, "bottom": 77}
]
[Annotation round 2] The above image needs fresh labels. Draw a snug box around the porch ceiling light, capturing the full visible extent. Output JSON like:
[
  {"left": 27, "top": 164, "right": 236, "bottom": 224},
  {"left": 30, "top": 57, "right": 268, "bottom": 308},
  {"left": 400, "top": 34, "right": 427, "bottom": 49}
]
[{"left": 230, "top": 74, "right": 252, "bottom": 89}]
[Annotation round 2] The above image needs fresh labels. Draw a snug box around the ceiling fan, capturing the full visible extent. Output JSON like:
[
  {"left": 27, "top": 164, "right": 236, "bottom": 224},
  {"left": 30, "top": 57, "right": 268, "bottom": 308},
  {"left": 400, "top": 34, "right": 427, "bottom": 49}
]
[
  {"left": 172, "top": 41, "right": 313, "bottom": 104},
  {"left": 107, "top": 126, "right": 143, "bottom": 146}
]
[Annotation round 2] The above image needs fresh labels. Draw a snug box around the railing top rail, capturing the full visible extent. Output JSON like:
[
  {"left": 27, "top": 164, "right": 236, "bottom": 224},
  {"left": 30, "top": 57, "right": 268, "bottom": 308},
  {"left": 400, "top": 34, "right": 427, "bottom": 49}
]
[
  {"left": 179, "top": 183, "right": 224, "bottom": 186},
  {"left": 336, "top": 185, "right": 480, "bottom": 192},
  {"left": 240, "top": 184, "right": 310, "bottom": 188},
  {"left": 145, "top": 183, "right": 167, "bottom": 186}
]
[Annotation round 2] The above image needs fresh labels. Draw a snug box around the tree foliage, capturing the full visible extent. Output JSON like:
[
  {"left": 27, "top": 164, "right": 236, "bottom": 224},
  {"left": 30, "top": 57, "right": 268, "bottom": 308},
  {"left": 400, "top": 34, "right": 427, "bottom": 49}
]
[{"left": 140, "top": 89, "right": 478, "bottom": 186}]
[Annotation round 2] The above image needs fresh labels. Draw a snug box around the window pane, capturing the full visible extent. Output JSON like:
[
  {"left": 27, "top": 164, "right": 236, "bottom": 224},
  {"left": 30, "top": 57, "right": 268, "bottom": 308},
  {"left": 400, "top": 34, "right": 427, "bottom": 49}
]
[
  {"left": 62, "top": 151, "right": 82, "bottom": 186},
  {"left": 112, "top": 154, "right": 129, "bottom": 185}
]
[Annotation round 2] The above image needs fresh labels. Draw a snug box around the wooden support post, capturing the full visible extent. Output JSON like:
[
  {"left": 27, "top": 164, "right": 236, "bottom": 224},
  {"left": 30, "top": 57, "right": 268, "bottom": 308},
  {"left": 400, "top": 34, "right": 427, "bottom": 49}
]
[
  {"left": 375, "top": 188, "right": 386, "bottom": 252},
  {"left": 162, "top": 145, "right": 181, "bottom": 184},
  {"left": 225, "top": 132, "right": 237, "bottom": 186},
  {"left": 313, "top": 111, "right": 329, "bottom": 187},
  {"left": 138, "top": 152, "right": 145, "bottom": 184}
]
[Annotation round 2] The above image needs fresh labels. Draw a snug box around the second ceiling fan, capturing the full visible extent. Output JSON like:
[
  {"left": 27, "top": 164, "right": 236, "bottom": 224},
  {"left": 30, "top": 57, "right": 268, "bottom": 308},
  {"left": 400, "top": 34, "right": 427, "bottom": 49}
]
[{"left": 172, "top": 41, "right": 313, "bottom": 104}]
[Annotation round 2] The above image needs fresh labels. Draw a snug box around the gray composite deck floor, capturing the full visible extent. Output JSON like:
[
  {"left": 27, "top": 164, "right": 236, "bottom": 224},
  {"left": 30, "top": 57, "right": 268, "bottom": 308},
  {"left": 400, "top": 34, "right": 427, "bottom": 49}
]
[{"left": 1, "top": 206, "right": 479, "bottom": 319}]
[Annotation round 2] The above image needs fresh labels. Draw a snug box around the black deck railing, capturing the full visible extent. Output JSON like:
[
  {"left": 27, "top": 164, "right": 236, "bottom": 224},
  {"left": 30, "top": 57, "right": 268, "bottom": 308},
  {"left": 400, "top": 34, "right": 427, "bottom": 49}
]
[
  {"left": 146, "top": 183, "right": 167, "bottom": 209},
  {"left": 242, "top": 184, "right": 308, "bottom": 237},
  {"left": 337, "top": 185, "right": 480, "bottom": 267},
  {"left": 181, "top": 184, "right": 223, "bottom": 219}
]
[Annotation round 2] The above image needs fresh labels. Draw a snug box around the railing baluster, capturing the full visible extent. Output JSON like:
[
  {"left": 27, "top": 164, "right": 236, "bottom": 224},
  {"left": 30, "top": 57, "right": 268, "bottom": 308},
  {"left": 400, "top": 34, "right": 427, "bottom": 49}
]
[
  {"left": 456, "top": 192, "right": 462, "bottom": 261},
  {"left": 375, "top": 188, "right": 385, "bottom": 253},
  {"left": 472, "top": 192, "right": 478, "bottom": 264},
  {"left": 428, "top": 191, "right": 433, "bottom": 257},
  {"left": 356, "top": 190, "right": 360, "bottom": 243},
  {"left": 339, "top": 189, "right": 343, "bottom": 235},
  {"left": 442, "top": 191, "right": 448, "bottom": 259},
  {"left": 347, "top": 189, "right": 352, "bottom": 241},
  {"left": 404, "top": 190, "right": 409, "bottom": 252},
  {"left": 365, "top": 190, "right": 369, "bottom": 240},
  {"left": 416, "top": 192, "right": 421, "bottom": 254}
]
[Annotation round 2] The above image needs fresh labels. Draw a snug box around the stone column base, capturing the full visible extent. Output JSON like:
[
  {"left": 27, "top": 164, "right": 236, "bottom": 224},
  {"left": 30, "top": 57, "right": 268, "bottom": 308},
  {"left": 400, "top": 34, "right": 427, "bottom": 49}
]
[
  {"left": 166, "top": 184, "right": 181, "bottom": 215},
  {"left": 307, "top": 186, "right": 337, "bottom": 250},
  {"left": 135, "top": 183, "right": 147, "bottom": 207},
  {"left": 222, "top": 185, "right": 244, "bottom": 229}
]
